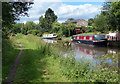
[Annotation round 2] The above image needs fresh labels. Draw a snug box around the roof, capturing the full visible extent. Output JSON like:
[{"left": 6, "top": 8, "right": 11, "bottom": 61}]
[{"left": 63, "top": 19, "right": 87, "bottom": 24}]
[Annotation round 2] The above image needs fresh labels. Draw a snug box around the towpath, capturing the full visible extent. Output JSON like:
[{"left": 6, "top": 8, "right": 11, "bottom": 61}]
[{"left": 4, "top": 42, "right": 23, "bottom": 84}]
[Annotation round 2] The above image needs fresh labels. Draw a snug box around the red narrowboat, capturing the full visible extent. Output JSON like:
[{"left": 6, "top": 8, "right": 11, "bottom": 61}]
[{"left": 72, "top": 35, "right": 107, "bottom": 46}]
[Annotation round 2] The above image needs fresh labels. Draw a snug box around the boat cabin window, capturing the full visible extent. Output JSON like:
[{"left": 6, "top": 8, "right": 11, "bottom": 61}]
[
  {"left": 84, "top": 36, "right": 86, "bottom": 40},
  {"left": 89, "top": 36, "right": 92, "bottom": 40},
  {"left": 53, "top": 34, "right": 56, "bottom": 36},
  {"left": 95, "top": 35, "right": 106, "bottom": 40}
]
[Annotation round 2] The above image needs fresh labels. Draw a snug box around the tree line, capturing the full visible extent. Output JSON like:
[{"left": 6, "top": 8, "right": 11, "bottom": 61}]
[
  {"left": 93, "top": 1, "right": 120, "bottom": 33},
  {"left": 2, "top": 1, "right": 120, "bottom": 39}
]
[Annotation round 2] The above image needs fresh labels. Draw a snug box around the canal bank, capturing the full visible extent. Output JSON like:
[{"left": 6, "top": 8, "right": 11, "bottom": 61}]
[
  {"left": 107, "top": 41, "right": 120, "bottom": 48},
  {"left": 42, "top": 38, "right": 120, "bottom": 82},
  {"left": 4, "top": 34, "right": 119, "bottom": 83}
]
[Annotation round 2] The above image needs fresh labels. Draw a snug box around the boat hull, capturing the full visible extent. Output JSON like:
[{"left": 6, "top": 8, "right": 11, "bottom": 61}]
[
  {"left": 42, "top": 37, "right": 57, "bottom": 39},
  {"left": 73, "top": 39, "right": 107, "bottom": 46}
]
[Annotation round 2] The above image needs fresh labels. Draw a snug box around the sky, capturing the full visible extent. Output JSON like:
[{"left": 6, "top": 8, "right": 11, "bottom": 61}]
[{"left": 17, "top": 0, "right": 106, "bottom": 24}]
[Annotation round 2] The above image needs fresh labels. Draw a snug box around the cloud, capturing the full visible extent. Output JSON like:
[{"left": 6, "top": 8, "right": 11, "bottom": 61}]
[
  {"left": 17, "top": 0, "right": 102, "bottom": 23},
  {"left": 56, "top": 4, "right": 102, "bottom": 20}
]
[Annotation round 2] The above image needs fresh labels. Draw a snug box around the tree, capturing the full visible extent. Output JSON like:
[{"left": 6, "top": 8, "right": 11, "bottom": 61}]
[
  {"left": 66, "top": 23, "right": 76, "bottom": 37},
  {"left": 58, "top": 23, "right": 76, "bottom": 37},
  {"left": 51, "top": 21, "right": 61, "bottom": 33},
  {"left": 88, "top": 18, "right": 94, "bottom": 26},
  {"left": 93, "top": 1, "right": 120, "bottom": 33},
  {"left": 22, "top": 21, "right": 38, "bottom": 34},
  {"left": 110, "top": 2, "right": 120, "bottom": 32},
  {"left": 39, "top": 8, "right": 57, "bottom": 32},
  {"left": 93, "top": 14, "right": 108, "bottom": 33},
  {"left": 67, "top": 18, "right": 75, "bottom": 21},
  {"left": 12, "top": 23, "right": 23, "bottom": 34},
  {"left": 2, "top": 1, "right": 33, "bottom": 38},
  {"left": 39, "top": 15, "right": 48, "bottom": 32}
]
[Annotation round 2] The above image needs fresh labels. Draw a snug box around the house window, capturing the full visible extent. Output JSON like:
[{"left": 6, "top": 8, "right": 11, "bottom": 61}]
[{"left": 82, "top": 22, "right": 85, "bottom": 24}]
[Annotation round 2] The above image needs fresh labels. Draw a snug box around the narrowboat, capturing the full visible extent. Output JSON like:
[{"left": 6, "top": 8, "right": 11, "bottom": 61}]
[
  {"left": 72, "top": 35, "right": 107, "bottom": 46},
  {"left": 42, "top": 34, "right": 57, "bottom": 39}
]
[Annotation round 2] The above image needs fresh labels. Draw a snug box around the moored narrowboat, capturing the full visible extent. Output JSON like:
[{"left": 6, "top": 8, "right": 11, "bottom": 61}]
[
  {"left": 72, "top": 35, "right": 107, "bottom": 46},
  {"left": 42, "top": 34, "right": 57, "bottom": 39}
]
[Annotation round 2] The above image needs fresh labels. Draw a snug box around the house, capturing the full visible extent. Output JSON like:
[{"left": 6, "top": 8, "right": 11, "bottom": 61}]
[
  {"left": 63, "top": 19, "right": 88, "bottom": 27},
  {"left": 63, "top": 19, "right": 88, "bottom": 34},
  {"left": 74, "top": 27, "right": 85, "bottom": 34}
]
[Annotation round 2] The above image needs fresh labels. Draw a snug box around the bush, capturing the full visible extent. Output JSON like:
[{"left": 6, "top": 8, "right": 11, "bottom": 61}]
[{"left": 27, "top": 30, "right": 39, "bottom": 35}]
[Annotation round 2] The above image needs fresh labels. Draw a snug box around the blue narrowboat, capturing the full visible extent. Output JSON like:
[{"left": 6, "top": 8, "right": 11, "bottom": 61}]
[{"left": 72, "top": 35, "right": 107, "bottom": 46}]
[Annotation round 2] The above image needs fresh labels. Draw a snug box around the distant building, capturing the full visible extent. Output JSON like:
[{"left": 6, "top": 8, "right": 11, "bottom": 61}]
[
  {"left": 63, "top": 19, "right": 88, "bottom": 27},
  {"left": 63, "top": 19, "right": 88, "bottom": 34}
]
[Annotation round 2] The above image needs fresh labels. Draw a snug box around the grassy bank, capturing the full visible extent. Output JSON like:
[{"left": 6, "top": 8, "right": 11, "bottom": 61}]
[
  {"left": 3, "top": 34, "right": 119, "bottom": 83},
  {"left": 2, "top": 38, "right": 20, "bottom": 81},
  {"left": 13, "top": 34, "right": 70, "bottom": 83}
]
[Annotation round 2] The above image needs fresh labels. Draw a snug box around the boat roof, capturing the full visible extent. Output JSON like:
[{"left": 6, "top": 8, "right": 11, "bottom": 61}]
[{"left": 74, "top": 34, "right": 105, "bottom": 36}]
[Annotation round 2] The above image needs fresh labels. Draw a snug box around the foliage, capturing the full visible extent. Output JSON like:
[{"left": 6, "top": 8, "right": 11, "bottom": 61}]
[
  {"left": 2, "top": 1, "right": 33, "bottom": 38},
  {"left": 57, "top": 23, "right": 76, "bottom": 37},
  {"left": 24, "top": 21, "right": 37, "bottom": 34},
  {"left": 51, "top": 21, "right": 62, "bottom": 33},
  {"left": 27, "top": 30, "right": 39, "bottom": 35},
  {"left": 88, "top": 18, "right": 94, "bottom": 26},
  {"left": 2, "top": 38, "right": 19, "bottom": 81},
  {"left": 3, "top": 34, "right": 119, "bottom": 83},
  {"left": 39, "top": 15, "right": 47, "bottom": 32},
  {"left": 93, "top": 1, "right": 120, "bottom": 32},
  {"left": 12, "top": 23, "right": 23, "bottom": 34},
  {"left": 67, "top": 18, "right": 75, "bottom": 21},
  {"left": 86, "top": 26, "right": 94, "bottom": 32},
  {"left": 17, "top": 21, "right": 40, "bottom": 35},
  {"left": 39, "top": 8, "right": 57, "bottom": 32},
  {"left": 93, "top": 14, "right": 108, "bottom": 33},
  {"left": 110, "top": 2, "right": 120, "bottom": 31}
]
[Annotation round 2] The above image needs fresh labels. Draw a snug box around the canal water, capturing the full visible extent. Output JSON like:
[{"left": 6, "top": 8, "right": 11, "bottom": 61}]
[{"left": 42, "top": 39, "right": 120, "bottom": 68}]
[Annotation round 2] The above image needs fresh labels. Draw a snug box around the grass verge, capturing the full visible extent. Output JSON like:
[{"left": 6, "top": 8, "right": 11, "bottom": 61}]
[
  {"left": 3, "top": 34, "right": 119, "bottom": 83},
  {"left": 2, "top": 37, "right": 20, "bottom": 81}
]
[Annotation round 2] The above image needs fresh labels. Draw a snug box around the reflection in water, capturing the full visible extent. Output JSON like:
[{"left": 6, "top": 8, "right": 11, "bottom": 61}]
[
  {"left": 43, "top": 39, "right": 57, "bottom": 44},
  {"left": 42, "top": 39, "right": 119, "bottom": 68}
]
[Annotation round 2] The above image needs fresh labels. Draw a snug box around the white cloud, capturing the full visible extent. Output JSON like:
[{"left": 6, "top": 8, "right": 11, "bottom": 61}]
[
  {"left": 17, "top": 0, "right": 102, "bottom": 23},
  {"left": 58, "top": 20, "right": 66, "bottom": 23},
  {"left": 56, "top": 4, "right": 102, "bottom": 19},
  {"left": 23, "top": 21, "right": 27, "bottom": 24}
]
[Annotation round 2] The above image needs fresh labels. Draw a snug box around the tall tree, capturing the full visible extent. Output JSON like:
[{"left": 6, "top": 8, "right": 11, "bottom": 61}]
[
  {"left": 93, "top": 15, "right": 108, "bottom": 33},
  {"left": 102, "top": 1, "right": 120, "bottom": 32},
  {"left": 94, "top": 1, "right": 120, "bottom": 32},
  {"left": 39, "top": 8, "right": 57, "bottom": 32},
  {"left": 39, "top": 15, "right": 48, "bottom": 32},
  {"left": 110, "top": 2, "right": 120, "bottom": 32},
  {"left": 2, "top": 1, "right": 33, "bottom": 38}
]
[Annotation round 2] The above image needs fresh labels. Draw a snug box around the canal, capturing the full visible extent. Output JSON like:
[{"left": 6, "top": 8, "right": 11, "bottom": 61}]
[{"left": 42, "top": 39, "right": 120, "bottom": 69}]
